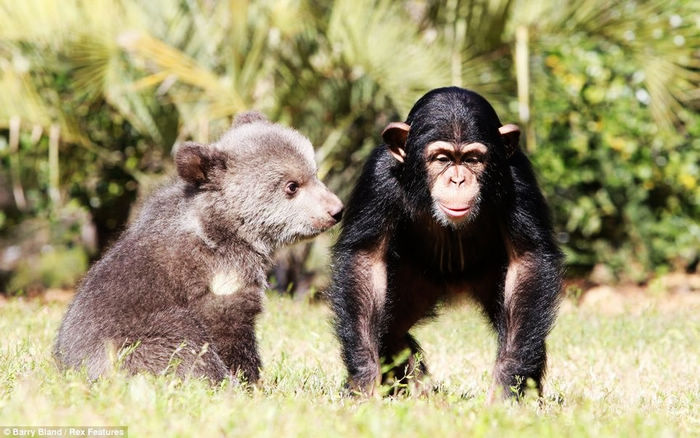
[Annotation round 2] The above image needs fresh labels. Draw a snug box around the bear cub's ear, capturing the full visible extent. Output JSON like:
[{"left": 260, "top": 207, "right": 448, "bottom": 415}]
[
  {"left": 175, "top": 142, "right": 226, "bottom": 186},
  {"left": 232, "top": 111, "right": 269, "bottom": 128}
]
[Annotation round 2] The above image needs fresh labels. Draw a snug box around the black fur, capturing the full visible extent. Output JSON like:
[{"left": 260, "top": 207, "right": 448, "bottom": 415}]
[{"left": 329, "top": 87, "right": 563, "bottom": 397}]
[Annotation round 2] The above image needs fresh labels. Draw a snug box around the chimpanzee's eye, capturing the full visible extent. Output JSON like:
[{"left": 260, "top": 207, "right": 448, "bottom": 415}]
[
  {"left": 435, "top": 154, "right": 450, "bottom": 163},
  {"left": 285, "top": 181, "right": 299, "bottom": 196},
  {"left": 464, "top": 155, "right": 483, "bottom": 164}
]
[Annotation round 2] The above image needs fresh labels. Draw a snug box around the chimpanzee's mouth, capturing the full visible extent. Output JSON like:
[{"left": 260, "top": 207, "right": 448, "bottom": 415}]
[{"left": 438, "top": 203, "right": 470, "bottom": 219}]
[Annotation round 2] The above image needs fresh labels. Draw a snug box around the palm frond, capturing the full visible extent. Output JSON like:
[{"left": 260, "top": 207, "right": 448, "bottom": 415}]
[
  {"left": 328, "top": 0, "right": 450, "bottom": 114},
  {"left": 513, "top": 0, "right": 700, "bottom": 129},
  {"left": 416, "top": 0, "right": 516, "bottom": 110},
  {"left": 0, "top": 63, "right": 52, "bottom": 127}
]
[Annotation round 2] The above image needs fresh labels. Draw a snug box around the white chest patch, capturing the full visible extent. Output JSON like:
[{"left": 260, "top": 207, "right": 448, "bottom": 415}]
[{"left": 210, "top": 270, "right": 243, "bottom": 296}]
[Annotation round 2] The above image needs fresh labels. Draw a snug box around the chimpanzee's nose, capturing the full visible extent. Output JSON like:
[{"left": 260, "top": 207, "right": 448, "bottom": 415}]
[{"left": 331, "top": 207, "right": 344, "bottom": 223}]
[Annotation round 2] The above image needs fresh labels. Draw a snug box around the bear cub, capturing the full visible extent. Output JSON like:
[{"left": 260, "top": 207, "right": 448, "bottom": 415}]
[{"left": 54, "top": 112, "right": 343, "bottom": 383}]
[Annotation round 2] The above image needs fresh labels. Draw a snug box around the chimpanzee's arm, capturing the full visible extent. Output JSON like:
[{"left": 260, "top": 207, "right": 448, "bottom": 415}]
[
  {"left": 330, "top": 241, "right": 389, "bottom": 394},
  {"left": 491, "top": 153, "right": 564, "bottom": 400},
  {"left": 329, "top": 149, "right": 400, "bottom": 394}
]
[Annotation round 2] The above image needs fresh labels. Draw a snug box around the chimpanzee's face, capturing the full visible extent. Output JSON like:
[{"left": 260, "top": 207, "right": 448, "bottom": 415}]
[
  {"left": 381, "top": 87, "right": 520, "bottom": 230},
  {"left": 424, "top": 139, "right": 487, "bottom": 227}
]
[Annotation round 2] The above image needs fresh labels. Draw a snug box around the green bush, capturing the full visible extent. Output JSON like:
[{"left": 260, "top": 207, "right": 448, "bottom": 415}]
[
  {"left": 530, "top": 34, "right": 700, "bottom": 279},
  {"left": 1, "top": 0, "right": 698, "bottom": 290},
  {"left": 9, "top": 245, "right": 88, "bottom": 294},
  {"left": 1, "top": 201, "right": 95, "bottom": 294}
]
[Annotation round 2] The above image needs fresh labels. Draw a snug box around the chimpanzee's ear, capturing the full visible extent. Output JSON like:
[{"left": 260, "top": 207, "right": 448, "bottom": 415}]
[
  {"left": 498, "top": 124, "right": 521, "bottom": 158},
  {"left": 175, "top": 142, "right": 226, "bottom": 186},
  {"left": 232, "top": 111, "right": 269, "bottom": 128},
  {"left": 382, "top": 122, "right": 410, "bottom": 163}
]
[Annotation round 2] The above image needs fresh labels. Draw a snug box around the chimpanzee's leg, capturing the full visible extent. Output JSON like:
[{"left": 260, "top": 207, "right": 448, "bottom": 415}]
[{"left": 377, "top": 265, "right": 442, "bottom": 394}]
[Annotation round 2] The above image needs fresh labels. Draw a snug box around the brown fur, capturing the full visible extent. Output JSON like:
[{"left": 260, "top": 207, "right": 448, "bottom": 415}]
[{"left": 54, "top": 112, "right": 343, "bottom": 384}]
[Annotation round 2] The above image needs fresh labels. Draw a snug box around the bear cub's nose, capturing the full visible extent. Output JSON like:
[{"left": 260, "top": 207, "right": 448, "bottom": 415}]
[{"left": 331, "top": 207, "right": 344, "bottom": 223}]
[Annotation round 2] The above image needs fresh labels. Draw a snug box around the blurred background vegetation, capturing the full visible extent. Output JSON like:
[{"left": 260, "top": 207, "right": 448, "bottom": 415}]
[{"left": 0, "top": 0, "right": 698, "bottom": 295}]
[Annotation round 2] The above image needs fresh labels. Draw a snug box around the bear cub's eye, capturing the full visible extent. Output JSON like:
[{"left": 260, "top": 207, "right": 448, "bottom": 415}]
[{"left": 285, "top": 181, "right": 300, "bottom": 196}]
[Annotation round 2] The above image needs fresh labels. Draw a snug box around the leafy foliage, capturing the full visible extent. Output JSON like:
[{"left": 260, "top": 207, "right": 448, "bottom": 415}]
[
  {"left": 526, "top": 3, "right": 700, "bottom": 277},
  {"left": 0, "top": 0, "right": 698, "bottom": 292}
]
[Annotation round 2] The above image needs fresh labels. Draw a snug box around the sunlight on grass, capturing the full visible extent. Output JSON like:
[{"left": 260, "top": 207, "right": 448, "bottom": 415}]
[{"left": 0, "top": 293, "right": 697, "bottom": 437}]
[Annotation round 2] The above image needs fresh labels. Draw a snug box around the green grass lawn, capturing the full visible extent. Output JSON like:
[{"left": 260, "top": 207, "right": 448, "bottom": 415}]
[{"left": 0, "top": 291, "right": 697, "bottom": 437}]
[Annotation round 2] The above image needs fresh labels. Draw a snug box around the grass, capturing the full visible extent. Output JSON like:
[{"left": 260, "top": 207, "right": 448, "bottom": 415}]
[{"left": 0, "top": 290, "right": 698, "bottom": 437}]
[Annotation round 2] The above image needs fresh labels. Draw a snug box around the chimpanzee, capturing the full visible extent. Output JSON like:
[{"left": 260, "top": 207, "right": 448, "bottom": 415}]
[{"left": 329, "top": 87, "right": 563, "bottom": 399}]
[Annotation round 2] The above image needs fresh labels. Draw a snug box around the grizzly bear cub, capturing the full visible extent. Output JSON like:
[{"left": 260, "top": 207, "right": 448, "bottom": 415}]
[{"left": 54, "top": 112, "right": 343, "bottom": 383}]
